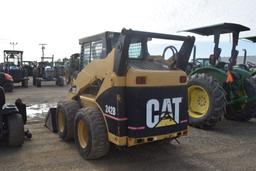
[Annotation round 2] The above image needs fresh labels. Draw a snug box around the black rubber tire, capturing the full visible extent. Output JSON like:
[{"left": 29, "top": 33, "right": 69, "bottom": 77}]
[
  {"left": 45, "top": 108, "right": 58, "bottom": 133},
  {"left": 56, "top": 100, "right": 80, "bottom": 141},
  {"left": 7, "top": 114, "right": 24, "bottom": 147},
  {"left": 22, "top": 79, "right": 28, "bottom": 88},
  {"left": 55, "top": 77, "right": 59, "bottom": 86},
  {"left": 56, "top": 77, "right": 64, "bottom": 87},
  {"left": 32, "top": 76, "right": 36, "bottom": 86},
  {"left": 74, "top": 107, "right": 109, "bottom": 159},
  {"left": 225, "top": 77, "right": 256, "bottom": 121},
  {"left": 188, "top": 73, "right": 226, "bottom": 129},
  {"left": 50, "top": 108, "right": 58, "bottom": 133},
  {"left": 36, "top": 79, "right": 41, "bottom": 87},
  {"left": 3, "top": 82, "right": 13, "bottom": 92}
]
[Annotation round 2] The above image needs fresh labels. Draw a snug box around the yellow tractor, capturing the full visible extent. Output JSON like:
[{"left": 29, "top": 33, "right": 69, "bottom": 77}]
[{"left": 54, "top": 29, "right": 195, "bottom": 159}]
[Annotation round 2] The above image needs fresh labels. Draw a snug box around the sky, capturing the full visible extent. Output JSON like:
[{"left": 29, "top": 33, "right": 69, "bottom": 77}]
[{"left": 0, "top": 0, "right": 255, "bottom": 62}]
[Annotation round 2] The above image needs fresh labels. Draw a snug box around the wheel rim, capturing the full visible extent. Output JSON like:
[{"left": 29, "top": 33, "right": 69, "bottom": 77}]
[
  {"left": 188, "top": 85, "right": 210, "bottom": 118},
  {"left": 77, "top": 119, "right": 88, "bottom": 148},
  {"left": 57, "top": 111, "right": 65, "bottom": 133}
]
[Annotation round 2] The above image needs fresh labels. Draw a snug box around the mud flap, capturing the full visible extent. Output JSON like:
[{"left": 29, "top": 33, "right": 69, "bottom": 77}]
[{"left": 45, "top": 108, "right": 58, "bottom": 133}]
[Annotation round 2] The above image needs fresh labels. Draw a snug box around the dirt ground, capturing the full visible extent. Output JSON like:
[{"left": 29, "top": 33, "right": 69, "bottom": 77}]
[
  {"left": 1, "top": 80, "right": 256, "bottom": 171},
  {"left": 5, "top": 80, "right": 68, "bottom": 105}
]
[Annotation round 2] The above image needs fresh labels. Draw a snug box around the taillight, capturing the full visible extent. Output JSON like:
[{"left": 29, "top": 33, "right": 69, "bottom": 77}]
[
  {"left": 136, "top": 76, "right": 146, "bottom": 84},
  {"left": 179, "top": 76, "right": 187, "bottom": 83},
  {"left": 4, "top": 73, "right": 13, "bottom": 81}
]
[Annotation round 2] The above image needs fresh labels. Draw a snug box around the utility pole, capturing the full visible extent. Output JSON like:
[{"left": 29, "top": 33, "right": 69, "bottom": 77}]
[
  {"left": 10, "top": 42, "right": 18, "bottom": 50},
  {"left": 39, "top": 43, "right": 47, "bottom": 61}
]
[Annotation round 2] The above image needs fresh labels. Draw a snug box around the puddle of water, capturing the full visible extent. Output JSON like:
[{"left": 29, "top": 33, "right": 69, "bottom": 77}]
[{"left": 26, "top": 103, "right": 57, "bottom": 120}]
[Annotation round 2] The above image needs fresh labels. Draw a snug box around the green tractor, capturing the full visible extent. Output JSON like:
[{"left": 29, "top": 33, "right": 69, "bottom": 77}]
[
  {"left": 181, "top": 23, "right": 256, "bottom": 128},
  {"left": 64, "top": 53, "right": 80, "bottom": 84}
]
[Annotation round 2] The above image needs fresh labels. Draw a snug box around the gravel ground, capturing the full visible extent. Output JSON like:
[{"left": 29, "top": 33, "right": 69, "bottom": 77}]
[
  {"left": 5, "top": 79, "right": 68, "bottom": 105},
  {"left": 1, "top": 80, "right": 256, "bottom": 171}
]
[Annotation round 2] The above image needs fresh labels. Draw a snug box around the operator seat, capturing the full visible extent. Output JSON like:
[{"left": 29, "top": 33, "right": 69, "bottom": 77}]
[{"left": 210, "top": 48, "right": 222, "bottom": 65}]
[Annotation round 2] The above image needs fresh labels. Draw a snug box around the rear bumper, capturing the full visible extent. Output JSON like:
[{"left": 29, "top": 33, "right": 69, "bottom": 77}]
[
  {"left": 127, "top": 129, "right": 188, "bottom": 147},
  {"left": 127, "top": 123, "right": 188, "bottom": 138},
  {"left": 108, "top": 128, "right": 188, "bottom": 147}
]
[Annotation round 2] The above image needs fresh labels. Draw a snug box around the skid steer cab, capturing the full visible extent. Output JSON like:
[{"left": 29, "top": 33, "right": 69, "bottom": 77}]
[
  {"left": 1, "top": 50, "right": 29, "bottom": 88},
  {"left": 51, "top": 29, "right": 195, "bottom": 159}
]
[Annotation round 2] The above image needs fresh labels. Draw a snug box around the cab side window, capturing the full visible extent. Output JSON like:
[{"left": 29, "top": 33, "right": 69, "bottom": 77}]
[
  {"left": 81, "top": 40, "right": 104, "bottom": 67},
  {"left": 128, "top": 42, "right": 142, "bottom": 59},
  {"left": 91, "top": 40, "right": 103, "bottom": 59},
  {"left": 82, "top": 43, "right": 91, "bottom": 66}
]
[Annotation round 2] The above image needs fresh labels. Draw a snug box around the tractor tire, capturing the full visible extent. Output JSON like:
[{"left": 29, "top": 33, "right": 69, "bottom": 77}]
[
  {"left": 225, "top": 77, "right": 256, "bottom": 121},
  {"left": 22, "top": 79, "right": 28, "bottom": 88},
  {"left": 3, "top": 82, "right": 13, "bottom": 92},
  {"left": 7, "top": 114, "right": 24, "bottom": 147},
  {"left": 74, "top": 107, "right": 109, "bottom": 159},
  {"left": 188, "top": 73, "right": 226, "bottom": 129},
  {"left": 36, "top": 79, "right": 41, "bottom": 87},
  {"left": 32, "top": 69, "right": 38, "bottom": 86},
  {"left": 32, "top": 77, "right": 36, "bottom": 86},
  {"left": 56, "top": 77, "right": 64, "bottom": 87},
  {"left": 56, "top": 100, "right": 80, "bottom": 141}
]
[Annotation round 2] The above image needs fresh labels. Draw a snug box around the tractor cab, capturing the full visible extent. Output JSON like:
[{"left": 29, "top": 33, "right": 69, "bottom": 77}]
[
  {"left": 22, "top": 61, "right": 36, "bottom": 76},
  {"left": 39, "top": 57, "right": 54, "bottom": 79},
  {"left": 1, "top": 50, "right": 29, "bottom": 87},
  {"left": 182, "top": 23, "right": 250, "bottom": 72},
  {"left": 33, "top": 46, "right": 65, "bottom": 87}
]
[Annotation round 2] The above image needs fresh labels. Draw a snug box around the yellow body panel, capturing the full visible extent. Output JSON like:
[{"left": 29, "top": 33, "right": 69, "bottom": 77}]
[
  {"left": 68, "top": 49, "right": 116, "bottom": 99},
  {"left": 68, "top": 49, "right": 186, "bottom": 99},
  {"left": 79, "top": 95, "right": 97, "bottom": 106},
  {"left": 96, "top": 73, "right": 125, "bottom": 99},
  {"left": 108, "top": 132, "right": 127, "bottom": 146},
  {"left": 126, "top": 67, "right": 186, "bottom": 87}
]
